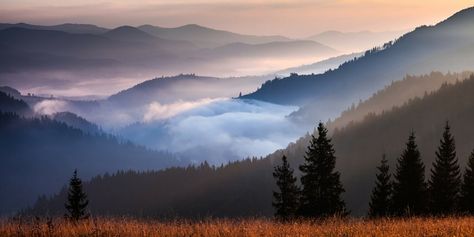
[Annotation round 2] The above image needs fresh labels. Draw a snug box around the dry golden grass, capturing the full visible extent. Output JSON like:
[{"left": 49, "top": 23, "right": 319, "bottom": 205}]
[{"left": 1, "top": 216, "right": 474, "bottom": 237}]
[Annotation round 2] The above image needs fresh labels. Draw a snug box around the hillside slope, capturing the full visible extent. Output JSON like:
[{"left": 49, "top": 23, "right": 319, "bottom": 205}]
[
  {"left": 0, "top": 99, "right": 181, "bottom": 215},
  {"left": 30, "top": 73, "right": 474, "bottom": 217},
  {"left": 243, "top": 7, "right": 474, "bottom": 121}
]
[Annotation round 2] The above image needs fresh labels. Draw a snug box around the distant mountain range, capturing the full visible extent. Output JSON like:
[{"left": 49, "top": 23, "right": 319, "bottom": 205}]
[
  {"left": 0, "top": 23, "right": 291, "bottom": 48},
  {"left": 0, "top": 23, "right": 108, "bottom": 34},
  {"left": 0, "top": 23, "right": 343, "bottom": 92},
  {"left": 138, "top": 24, "right": 291, "bottom": 48},
  {"left": 243, "top": 6, "right": 474, "bottom": 123}
]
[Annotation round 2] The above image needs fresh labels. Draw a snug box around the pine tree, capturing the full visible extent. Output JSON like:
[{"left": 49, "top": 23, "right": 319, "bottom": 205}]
[
  {"left": 272, "top": 155, "right": 300, "bottom": 221},
  {"left": 65, "top": 169, "right": 89, "bottom": 221},
  {"left": 428, "top": 122, "right": 461, "bottom": 215},
  {"left": 298, "top": 122, "right": 346, "bottom": 218},
  {"left": 392, "top": 132, "right": 427, "bottom": 216},
  {"left": 368, "top": 154, "right": 392, "bottom": 218},
  {"left": 460, "top": 150, "right": 474, "bottom": 214}
]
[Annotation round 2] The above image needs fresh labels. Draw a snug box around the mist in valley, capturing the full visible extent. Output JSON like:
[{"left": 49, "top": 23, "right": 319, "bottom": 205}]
[{"left": 4, "top": 4, "right": 474, "bottom": 220}]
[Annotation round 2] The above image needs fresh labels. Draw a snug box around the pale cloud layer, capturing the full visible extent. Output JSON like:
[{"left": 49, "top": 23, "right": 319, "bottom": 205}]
[
  {"left": 33, "top": 100, "right": 69, "bottom": 114},
  {"left": 0, "top": 0, "right": 472, "bottom": 37},
  {"left": 143, "top": 98, "right": 223, "bottom": 122}
]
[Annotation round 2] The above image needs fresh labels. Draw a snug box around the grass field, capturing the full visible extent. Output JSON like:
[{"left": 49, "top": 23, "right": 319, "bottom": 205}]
[{"left": 1, "top": 217, "right": 474, "bottom": 236}]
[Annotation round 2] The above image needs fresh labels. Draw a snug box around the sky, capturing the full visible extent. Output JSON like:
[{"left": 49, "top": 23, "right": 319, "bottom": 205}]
[{"left": 0, "top": 0, "right": 472, "bottom": 38}]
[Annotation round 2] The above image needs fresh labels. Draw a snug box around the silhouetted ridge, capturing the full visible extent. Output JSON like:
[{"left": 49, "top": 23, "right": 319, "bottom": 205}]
[
  {"left": 103, "top": 26, "right": 157, "bottom": 42},
  {"left": 0, "top": 23, "right": 108, "bottom": 34},
  {"left": 437, "top": 7, "right": 474, "bottom": 28},
  {"left": 0, "top": 91, "right": 32, "bottom": 116},
  {"left": 52, "top": 112, "right": 102, "bottom": 135}
]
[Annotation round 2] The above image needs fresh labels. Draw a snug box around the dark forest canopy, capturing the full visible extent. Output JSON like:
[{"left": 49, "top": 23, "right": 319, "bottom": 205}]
[
  {"left": 0, "top": 91, "right": 32, "bottom": 116},
  {"left": 29, "top": 73, "right": 474, "bottom": 217},
  {"left": 0, "top": 111, "right": 182, "bottom": 215}
]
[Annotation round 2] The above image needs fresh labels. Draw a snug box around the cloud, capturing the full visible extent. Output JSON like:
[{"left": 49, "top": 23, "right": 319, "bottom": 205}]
[
  {"left": 33, "top": 99, "right": 69, "bottom": 114},
  {"left": 143, "top": 98, "right": 223, "bottom": 122},
  {"left": 32, "top": 95, "right": 312, "bottom": 165},
  {"left": 119, "top": 99, "right": 310, "bottom": 164}
]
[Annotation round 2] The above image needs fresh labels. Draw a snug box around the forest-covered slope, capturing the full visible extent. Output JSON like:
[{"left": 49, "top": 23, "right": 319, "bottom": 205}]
[{"left": 30, "top": 73, "right": 474, "bottom": 217}]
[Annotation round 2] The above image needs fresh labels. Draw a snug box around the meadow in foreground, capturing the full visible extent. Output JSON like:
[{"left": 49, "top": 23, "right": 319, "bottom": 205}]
[{"left": 2, "top": 217, "right": 474, "bottom": 237}]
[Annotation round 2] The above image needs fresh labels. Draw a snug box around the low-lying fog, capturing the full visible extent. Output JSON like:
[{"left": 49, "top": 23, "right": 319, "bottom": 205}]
[{"left": 34, "top": 96, "right": 311, "bottom": 164}]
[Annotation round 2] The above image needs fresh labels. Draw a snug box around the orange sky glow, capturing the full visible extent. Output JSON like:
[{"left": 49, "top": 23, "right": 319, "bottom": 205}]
[{"left": 0, "top": 0, "right": 472, "bottom": 37}]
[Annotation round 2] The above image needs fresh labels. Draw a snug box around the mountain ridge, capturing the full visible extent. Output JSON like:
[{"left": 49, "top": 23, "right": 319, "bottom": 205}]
[{"left": 242, "top": 6, "right": 474, "bottom": 124}]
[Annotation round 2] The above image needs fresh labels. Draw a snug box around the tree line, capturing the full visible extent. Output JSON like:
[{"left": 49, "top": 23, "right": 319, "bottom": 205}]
[{"left": 273, "top": 122, "right": 474, "bottom": 220}]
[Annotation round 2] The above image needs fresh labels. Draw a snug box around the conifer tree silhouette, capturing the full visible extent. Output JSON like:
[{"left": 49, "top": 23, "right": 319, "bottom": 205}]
[
  {"left": 392, "top": 132, "right": 427, "bottom": 216},
  {"left": 460, "top": 150, "right": 474, "bottom": 214},
  {"left": 298, "top": 122, "right": 346, "bottom": 217},
  {"left": 428, "top": 122, "right": 461, "bottom": 215},
  {"left": 368, "top": 154, "right": 392, "bottom": 217},
  {"left": 65, "top": 169, "right": 89, "bottom": 221},
  {"left": 273, "top": 155, "right": 300, "bottom": 221}
]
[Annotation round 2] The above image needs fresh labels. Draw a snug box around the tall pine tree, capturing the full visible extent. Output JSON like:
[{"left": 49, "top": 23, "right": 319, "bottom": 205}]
[
  {"left": 368, "top": 154, "right": 392, "bottom": 218},
  {"left": 273, "top": 155, "right": 300, "bottom": 221},
  {"left": 392, "top": 132, "right": 427, "bottom": 216},
  {"left": 428, "top": 122, "right": 461, "bottom": 215},
  {"left": 298, "top": 122, "right": 346, "bottom": 218},
  {"left": 460, "top": 150, "right": 474, "bottom": 214},
  {"left": 65, "top": 169, "right": 89, "bottom": 221}
]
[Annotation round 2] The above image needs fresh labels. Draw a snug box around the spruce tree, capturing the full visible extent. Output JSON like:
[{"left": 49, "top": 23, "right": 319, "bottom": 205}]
[
  {"left": 392, "top": 132, "right": 427, "bottom": 216},
  {"left": 298, "top": 122, "right": 346, "bottom": 218},
  {"left": 368, "top": 154, "right": 392, "bottom": 218},
  {"left": 273, "top": 155, "right": 300, "bottom": 221},
  {"left": 428, "top": 122, "right": 461, "bottom": 215},
  {"left": 460, "top": 150, "right": 474, "bottom": 214},
  {"left": 65, "top": 169, "right": 89, "bottom": 221}
]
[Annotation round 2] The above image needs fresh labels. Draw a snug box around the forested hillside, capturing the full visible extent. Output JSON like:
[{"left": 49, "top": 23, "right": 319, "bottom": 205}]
[
  {"left": 0, "top": 91, "right": 32, "bottom": 116},
  {"left": 318, "top": 71, "right": 471, "bottom": 129},
  {"left": 243, "top": 7, "right": 474, "bottom": 122},
  {"left": 30, "top": 73, "right": 474, "bottom": 217},
  {"left": 0, "top": 98, "right": 181, "bottom": 214}
]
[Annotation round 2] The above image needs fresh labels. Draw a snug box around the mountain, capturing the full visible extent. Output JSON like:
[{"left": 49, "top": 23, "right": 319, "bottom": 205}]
[
  {"left": 0, "top": 41, "right": 120, "bottom": 74},
  {"left": 0, "top": 86, "right": 22, "bottom": 98},
  {"left": 138, "top": 24, "right": 290, "bottom": 48},
  {"left": 243, "top": 7, "right": 474, "bottom": 121},
  {"left": 0, "top": 27, "right": 193, "bottom": 59},
  {"left": 0, "top": 27, "right": 196, "bottom": 89},
  {"left": 107, "top": 74, "right": 272, "bottom": 107},
  {"left": 324, "top": 71, "right": 472, "bottom": 129},
  {"left": 103, "top": 26, "right": 158, "bottom": 42},
  {"left": 0, "top": 97, "right": 182, "bottom": 215},
  {"left": 0, "top": 91, "right": 32, "bottom": 116},
  {"left": 275, "top": 52, "right": 362, "bottom": 76},
  {"left": 0, "top": 23, "right": 108, "bottom": 34},
  {"left": 291, "top": 71, "right": 472, "bottom": 123},
  {"left": 108, "top": 74, "right": 220, "bottom": 106},
  {"left": 0, "top": 27, "right": 129, "bottom": 59},
  {"left": 51, "top": 112, "right": 102, "bottom": 135},
  {"left": 0, "top": 25, "right": 324, "bottom": 92},
  {"left": 307, "top": 30, "right": 405, "bottom": 53},
  {"left": 0, "top": 23, "right": 291, "bottom": 48},
  {"left": 27, "top": 73, "right": 474, "bottom": 217}
]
